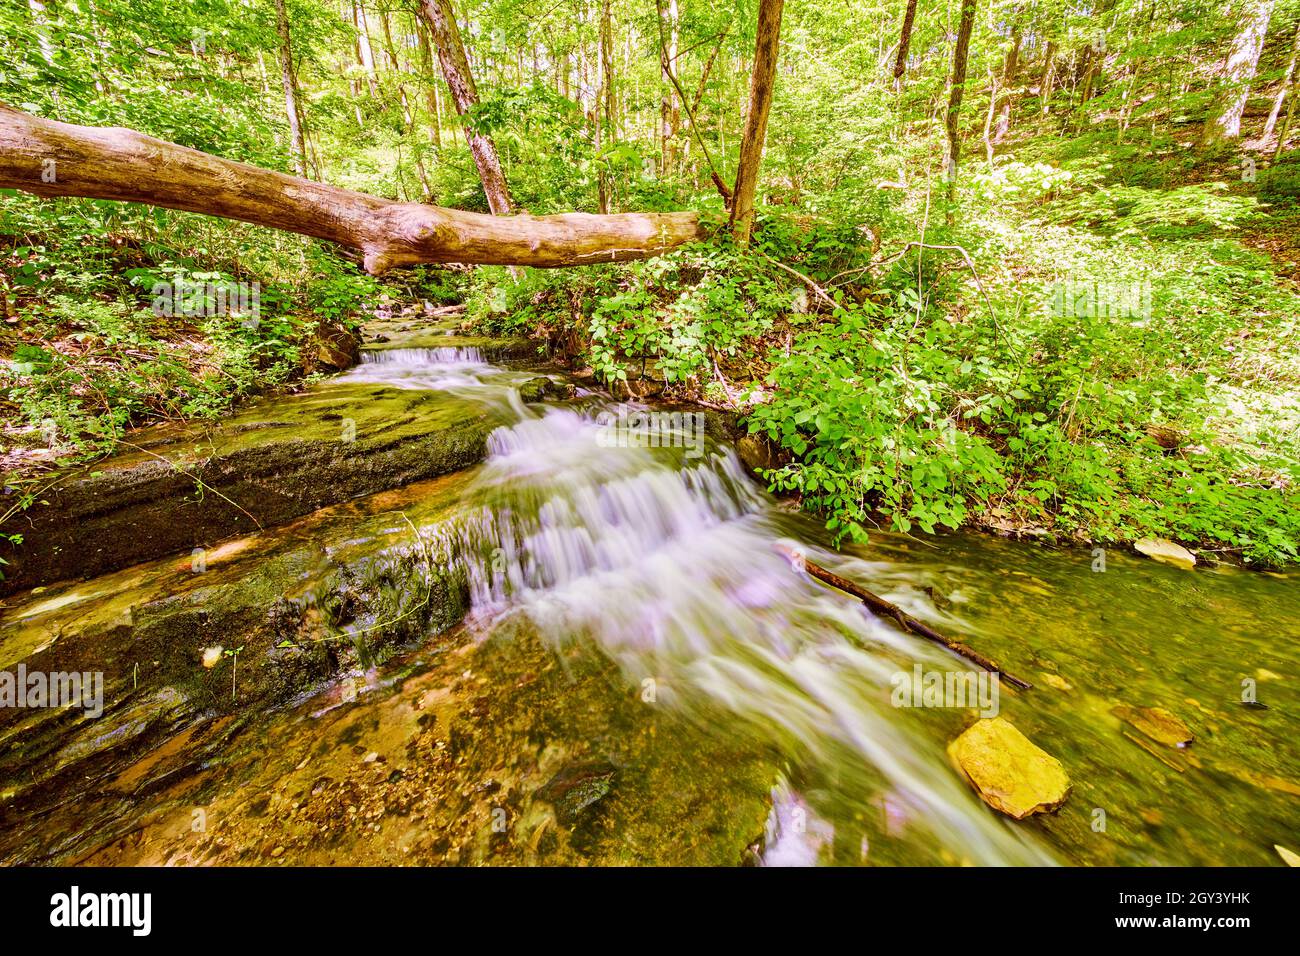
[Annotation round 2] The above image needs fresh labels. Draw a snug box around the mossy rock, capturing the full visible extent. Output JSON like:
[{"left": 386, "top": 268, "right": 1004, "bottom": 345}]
[{"left": 0, "top": 382, "right": 501, "bottom": 595}]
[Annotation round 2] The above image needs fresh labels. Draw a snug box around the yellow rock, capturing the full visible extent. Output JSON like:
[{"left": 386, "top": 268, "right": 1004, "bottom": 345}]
[
  {"left": 1134, "top": 538, "right": 1196, "bottom": 569},
  {"left": 947, "top": 717, "right": 1072, "bottom": 820},
  {"left": 1039, "top": 672, "right": 1073, "bottom": 692},
  {"left": 1113, "top": 705, "right": 1193, "bottom": 748}
]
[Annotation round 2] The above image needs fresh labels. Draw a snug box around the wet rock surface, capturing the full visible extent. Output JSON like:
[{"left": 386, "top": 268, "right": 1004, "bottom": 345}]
[
  {"left": 0, "top": 313, "right": 545, "bottom": 596},
  {"left": 0, "top": 385, "right": 498, "bottom": 595},
  {"left": 3, "top": 623, "right": 775, "bottom": 866},
  {"left": 0, "top": 474, "right": 473, "bottom": 856}
]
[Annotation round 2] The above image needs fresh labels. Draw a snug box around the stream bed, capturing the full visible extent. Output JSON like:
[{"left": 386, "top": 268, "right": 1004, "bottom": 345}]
[{"left": 1, "top": 337, "right": 1296, "bottom": 866}]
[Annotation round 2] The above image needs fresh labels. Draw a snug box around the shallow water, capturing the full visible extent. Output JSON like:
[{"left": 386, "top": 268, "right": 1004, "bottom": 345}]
[{"left": 1, "top": 346, "right": 1296, "bottom": 866}]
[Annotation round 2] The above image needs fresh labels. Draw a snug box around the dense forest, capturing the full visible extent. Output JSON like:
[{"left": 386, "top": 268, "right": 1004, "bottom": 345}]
[{"left": 3, "top": 0, "right": 1300, "bottom": 566}]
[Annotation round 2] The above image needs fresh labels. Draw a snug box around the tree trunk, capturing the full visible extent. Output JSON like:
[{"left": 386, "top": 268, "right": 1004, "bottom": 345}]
[
  {"left": 730, "top": 0, "right": 784, "bottom": 245},
  {"left": 377, "top": 8, "right": 402, "bottom": 71},
  {"left": 419, "top": 0, "right": 514, "bottom": 215},
  {"left": 1276, "top": 72, "right": 1298, "bottom": 158},
  {"left": 273, "top": 0, "right": 307, "bottom": 177},
  {"left": 690, "top": 28, "right": 728, "bottom": 119},
  {"left": 597, "top": 0, "right": 614, "bottom": 214},
  {"left": 993, "top": 24, "right": 1020, "bottom": 143},
  {"left": 416, "top": 21, "right": 443, "bottom": 147},
  {"left": 945, "top": 0, "right": 978, "bottom": 207},
  {"left": 893, "top": 0, "right": 919, "bottom": 79},
  {"left": 1040, "top": 40, "right": 1056, "bottom": 114},
  {"left": 659, "top": 0, "right": 680, "bottom": 176},
  {"left": 983, "top": 67, "right": 998, "bottom": 164},
  {"left": 352, "top": 1, "right": 380, "bottom": 97},
  {"left": 1078, "top": 43, "right": 1099, "bottom": 105},
  {"left": 1263, "top": 18, "right": 1300, "bottom": 141},
  {"left": 0, "top": 105, "right": 702, "bottom": 273},
  {"left": 1201, "top": 0, "right": 1276, "bottom": 146},
  {"left": 375, "top": 7, "right": 415, "bottom": 128}
]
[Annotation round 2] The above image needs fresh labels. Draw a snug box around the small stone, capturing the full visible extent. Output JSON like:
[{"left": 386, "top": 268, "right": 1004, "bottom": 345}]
[
  {"left": 1134, "top": 538, "right": 1196, "bottom": 569},
  {"left": 518, "top": 377, "right": 554, "bottom": 403},
  {"left": 270, "top": 846, "right": 285, "bottom": 858},
  {"left": 1039, "top": 672, "right": 1073, "bottom": 692},
  {"left": 947, "top": 717, "right": 1071, "bottom": 820},
  {"left": 537, "top": 761, "right": 617, "bottom": 825},
  {"left": 1113, "top": 705, "right": 1194, "bottom": 748},
  {"left": 201, "top": 647, "right": 223, "bottom": 668}
]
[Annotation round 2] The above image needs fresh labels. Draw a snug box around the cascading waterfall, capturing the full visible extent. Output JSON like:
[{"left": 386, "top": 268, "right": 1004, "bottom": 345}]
[
  {"left": 362, "top": 346, "right": 487, "bottom": 365},
  {"left": 355, "top": 346, "right": 1057, "bottom": 865}
]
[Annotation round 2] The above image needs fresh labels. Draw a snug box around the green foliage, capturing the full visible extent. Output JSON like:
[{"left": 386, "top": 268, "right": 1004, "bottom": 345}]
[{"left": 748, "top": 300, "right": 1009, "bottom": 539}]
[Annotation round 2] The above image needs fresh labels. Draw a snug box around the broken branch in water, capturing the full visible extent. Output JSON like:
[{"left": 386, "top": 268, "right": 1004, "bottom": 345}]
[{"left": 777, "top": 544, "right": 1032, "bottom": 690}]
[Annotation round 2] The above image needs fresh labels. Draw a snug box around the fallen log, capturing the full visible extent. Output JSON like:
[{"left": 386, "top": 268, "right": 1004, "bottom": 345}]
[
  {"left": 0, "top": 104, "right": 704, "bottom": 274},
  {"left": 777, "top": 544, "right": 1033, "bottom": 689}
]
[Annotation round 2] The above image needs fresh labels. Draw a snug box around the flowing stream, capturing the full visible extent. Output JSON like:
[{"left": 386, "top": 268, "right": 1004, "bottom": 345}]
[{"left": 2, "top": 344, "right": 1297, "bottom": 866}]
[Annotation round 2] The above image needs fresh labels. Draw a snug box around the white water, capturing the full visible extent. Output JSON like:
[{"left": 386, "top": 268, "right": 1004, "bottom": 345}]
[{"left": 356, "top": 347, "right": 1057, "bottom": 866}]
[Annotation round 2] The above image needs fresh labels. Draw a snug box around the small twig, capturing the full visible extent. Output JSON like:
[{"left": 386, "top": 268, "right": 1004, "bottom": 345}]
[
  {"left": 777, "top": 544, "right": 1032, "bottom": 689},
  {"left": 115, "top": 438, "right": 264, "bottom": 530},
  {"left": 757, "top": 252, "right": 841, "bottom": 310}
]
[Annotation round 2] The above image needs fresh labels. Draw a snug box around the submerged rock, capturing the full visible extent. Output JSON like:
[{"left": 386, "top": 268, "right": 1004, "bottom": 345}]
[
  {"left": 1134, "top": 538, "right": 1196, "bottom": 570},
  {"left": 0, "top": 483, "right": 471, "bottom": 831},
  {"left": 1113, "top": 705, "right": 1194, "bottom": 748},
  {"left": 537, "top": 761, "right": 617, "bottom": 825},
  {"left": 947, "top": 717, "right": 1072, "bottom": 820}
]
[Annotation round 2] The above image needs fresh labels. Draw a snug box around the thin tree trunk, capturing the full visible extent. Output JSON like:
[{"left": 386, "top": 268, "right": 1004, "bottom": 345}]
[
  {"left": 352, "top": 1, "right": 380, "bottom": 97},
  {"left": 273, "top": 0, "right": 307, "bottom": 177},
  {"left": 1263, "top": 18, "right": 1300, "bottom": 140},
  {"left": 690, "top": 28, "right": 729, "bottom": 119},
  {"left": 984, "top": 67, "right": 998, "bottom": 164},
  {"left": 893, "top": 0, "right": 919, "bottom": 80},
  {"left": 730, "top": 0, "right": 784, "bottom": 244},
  {"left": 419, "top": 0, "right": 514, "bottom": 215},
  {"left": 0, "top": 105, "right": 702, "bottom": 272},
  {"left": 378, "top": 8, "right": 402, "bottom": 71},
  {"left": 417, "top": 21, "right": 443, "bottom": 147},
  {"left": 945, "top": 0, "right": 978, "bottom": 210},
  {"left": 659, "top": 0, "right": 680, "bottom": 176},
  {"left": 1040, "top": 40, "right": 1056, "bottom": 114},
  {"left": 375, "top": 8, "right": 415, "bottom": 127},
  {"left": 1201, "top": 0, "right": 1275, "bottom": 145},
  {"left": 597, "top": 0, "right": 613, "bottom": 214},
  {"left": 27, "top": 0, "right": 55, "bottom": 66},
  {"left": 993, "top": 24, "right": 1020, "bottom": 143},
  {"left": 1078, "top": 44, "right": 1099, "bottom": 105}
]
